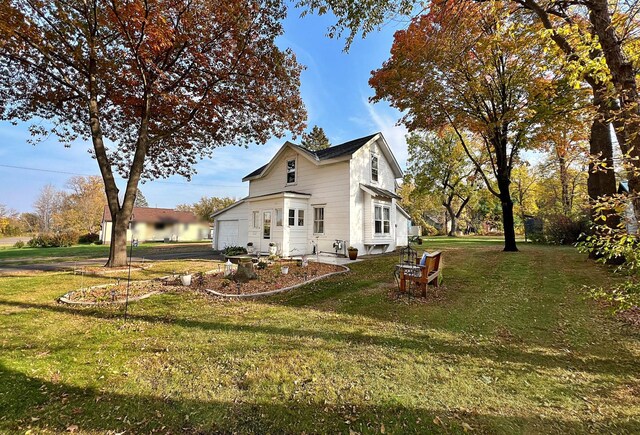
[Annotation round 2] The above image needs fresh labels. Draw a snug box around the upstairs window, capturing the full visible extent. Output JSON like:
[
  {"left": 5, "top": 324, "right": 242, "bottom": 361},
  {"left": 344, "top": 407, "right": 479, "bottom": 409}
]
[
  {"left": 287, "top": 158, "right": 296, "bottom": 184},
  {"left": 371, "top": 154, "right": 379, "bottom": 182}
]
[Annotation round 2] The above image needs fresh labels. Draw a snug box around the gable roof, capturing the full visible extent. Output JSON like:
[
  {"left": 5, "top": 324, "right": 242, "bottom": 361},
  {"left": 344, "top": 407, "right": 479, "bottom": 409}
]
[
  {"left": 102, "top": 206, "right": 201, "bottom": 224},
  {"left": 211, "top": 199, "right": 247, "bottom": 218},
  {"left": 312, "top": 133, "right": 378, "bottom": 160},
  {"left": 243, "top": 132, "right": 402, "bottom": 181}
]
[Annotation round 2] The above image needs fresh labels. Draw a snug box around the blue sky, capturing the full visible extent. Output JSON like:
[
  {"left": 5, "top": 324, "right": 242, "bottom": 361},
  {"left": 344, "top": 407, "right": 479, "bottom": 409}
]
[{"left": 0, "top": 5, "right": 409, "bottom": 213}]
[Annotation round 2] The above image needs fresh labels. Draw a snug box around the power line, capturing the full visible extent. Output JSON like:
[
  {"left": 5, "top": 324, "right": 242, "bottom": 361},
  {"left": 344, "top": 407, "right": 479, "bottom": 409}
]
[{"left": 0, "top": 164, "right": 247, "bottom": 189}]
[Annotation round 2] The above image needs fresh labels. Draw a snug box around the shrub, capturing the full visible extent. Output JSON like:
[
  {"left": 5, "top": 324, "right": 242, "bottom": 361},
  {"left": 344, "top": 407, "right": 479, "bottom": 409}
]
[
  {"left": 13, "top": 240, "right": 25, "bottom": 248},
  {"left": 78, "top": 233, "right": 100, "bottom": 244},
  {"left": 423, "top": 224, "right": 439, "bottom": 236},
  {"left": 223, "top": 245, "right": 247, "bottom": 256},
  {"left": 27, "top": 234, "right": 48, "bottom": 248},
  {"left": 544, "top": 215, "right": 589, "bottom": 245},
  {"left": 27, "top": 231, "right": 79, "bottom": 248}
]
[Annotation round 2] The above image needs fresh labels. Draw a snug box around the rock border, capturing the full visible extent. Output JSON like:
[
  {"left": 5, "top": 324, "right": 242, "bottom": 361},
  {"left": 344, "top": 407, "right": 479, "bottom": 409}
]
[
  {"left": 58, "top": 272, "right": 188, "bottom": 306},
  {"left": 59, "top": 289, "right": 162, "bottom": 306},
  {"left": 59, "top": 263, "right": 350, "bottom": 305},
  {"left": 204, "top": 264, "right": 350, "bottom": 298}
]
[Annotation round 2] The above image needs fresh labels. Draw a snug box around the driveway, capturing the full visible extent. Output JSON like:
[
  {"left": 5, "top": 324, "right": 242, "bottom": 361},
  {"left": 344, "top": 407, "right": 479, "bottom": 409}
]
[{"left": 0, "top": 244, "right": 220, "bottom": 274}]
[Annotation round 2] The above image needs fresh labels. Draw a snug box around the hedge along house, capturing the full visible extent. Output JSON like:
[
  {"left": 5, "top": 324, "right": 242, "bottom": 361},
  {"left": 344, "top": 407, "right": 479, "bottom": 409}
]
[
  {"left": 100, "top": 207, "right": 210, "bottom": 244},
  {"left": 212, "top": 132, "right": 410, "bottom": 256}
]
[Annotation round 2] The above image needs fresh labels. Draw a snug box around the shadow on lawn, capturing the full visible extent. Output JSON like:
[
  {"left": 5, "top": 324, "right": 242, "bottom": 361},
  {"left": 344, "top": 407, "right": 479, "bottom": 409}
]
[
  {"left": 0, "top": 299, "right": 637, "bottom": 378},
  {"left": 1, "top": 361, "right": 636, "bottom": 434}
]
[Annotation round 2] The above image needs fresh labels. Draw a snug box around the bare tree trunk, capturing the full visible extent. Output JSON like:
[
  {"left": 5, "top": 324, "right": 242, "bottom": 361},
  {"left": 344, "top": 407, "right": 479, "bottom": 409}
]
[
  {"left": 444, "top": 203, "right": 457, "bottom": 236},
  {"left": 498, "top": 176, "right": 518, "bottom": 252},
  {"left": 588, "top": 85, "right": 618, "bottom": 228},
  {"left": 108, "top": 213, "right": 129, "bottom": 266},
  {"left": 557, "top": 153, "right": 571, "bottom": 216}
]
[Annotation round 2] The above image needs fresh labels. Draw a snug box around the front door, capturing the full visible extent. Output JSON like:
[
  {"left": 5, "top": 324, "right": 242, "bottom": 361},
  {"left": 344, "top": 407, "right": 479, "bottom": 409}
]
[{"left": 261, "top": 211, "right": 272, "bottom": 252}]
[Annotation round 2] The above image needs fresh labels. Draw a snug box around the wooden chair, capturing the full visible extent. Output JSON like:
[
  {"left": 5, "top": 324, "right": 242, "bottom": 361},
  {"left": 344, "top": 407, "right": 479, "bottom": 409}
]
[{"left": 401, "top": 251, "right": 442, "bottom": 297}]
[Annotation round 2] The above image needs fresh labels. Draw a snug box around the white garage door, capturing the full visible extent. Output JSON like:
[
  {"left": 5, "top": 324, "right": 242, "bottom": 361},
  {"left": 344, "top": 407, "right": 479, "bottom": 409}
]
[{"left": 217, "top": 220, "right": 239, "bottom": 250}]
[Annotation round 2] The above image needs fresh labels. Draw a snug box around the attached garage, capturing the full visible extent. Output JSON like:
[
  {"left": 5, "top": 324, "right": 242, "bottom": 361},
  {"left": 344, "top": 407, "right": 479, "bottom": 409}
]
[
  {"left": 216, "top": 220, "right": 240, "bottom": 249},
  {"left": 212, "top": 200, "right": 248, "bottom": 250}
]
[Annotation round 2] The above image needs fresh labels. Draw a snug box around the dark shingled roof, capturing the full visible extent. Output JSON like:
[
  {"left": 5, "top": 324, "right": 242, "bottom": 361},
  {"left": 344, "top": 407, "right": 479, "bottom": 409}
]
[
  {"left": 243, "top": 163, "right": 268, "bottom": 180},
  {"left": 360, "top": 184, "right": 401, "bottom": 200},
  {"left": 313, "top": 133, "right": 378, "bottom": 160},
  {"left": 243, "top": 133, "right": 379, "bottom": 179}
]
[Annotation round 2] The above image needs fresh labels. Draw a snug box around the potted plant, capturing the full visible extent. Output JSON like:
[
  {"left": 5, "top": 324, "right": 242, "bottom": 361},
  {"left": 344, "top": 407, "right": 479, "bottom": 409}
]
[
  {"left": 268, "top": 242, "right": 277, "bottom": 256},
  {"left": 246, "top": 242, "right": 254, "bottom": 254},
  {"left": 348, "top": 246, "right": 358, "bottom": 260},
  {"left": 281, "top": 265, "right": 289, "bottom": 275},
  {"left": 180, "top": 271, "right": 192, "bottom": 286}
]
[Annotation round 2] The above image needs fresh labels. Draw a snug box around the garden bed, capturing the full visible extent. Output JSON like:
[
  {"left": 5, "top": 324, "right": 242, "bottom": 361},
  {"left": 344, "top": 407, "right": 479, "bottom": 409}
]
[
  {"left": 195, "top": 261, "right": 348, "bottom": 297},
  {"left": 59, "top": 276, "right": 181, "bottom": 305}
]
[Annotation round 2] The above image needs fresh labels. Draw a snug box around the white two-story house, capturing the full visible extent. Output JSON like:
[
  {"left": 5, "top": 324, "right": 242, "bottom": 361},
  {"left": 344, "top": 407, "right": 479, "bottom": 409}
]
[{"left": 212, "top": 132, "right": 410, "bottom": 256}]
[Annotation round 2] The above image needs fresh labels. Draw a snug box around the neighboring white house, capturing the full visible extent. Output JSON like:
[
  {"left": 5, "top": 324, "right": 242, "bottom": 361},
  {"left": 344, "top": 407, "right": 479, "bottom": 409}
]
[
  {"left": 212, "top": 132, "right": 410, "bottom": 256},
  {"left": 100, "top": 207, "right": 210, "bottom": 244},
  {"left": 618, "top": 182, "right": 639, "bottom": 234}
]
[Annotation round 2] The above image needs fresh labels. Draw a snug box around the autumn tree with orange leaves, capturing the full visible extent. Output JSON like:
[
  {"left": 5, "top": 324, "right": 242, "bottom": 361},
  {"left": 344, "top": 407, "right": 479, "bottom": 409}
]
[
  {"left": 0, "top": 0, "right": 305, "bottom": 266},
  {"left": 301, "top": 0, "right": 640, "bottom": 227},
  {"left": 370, "top": 1, "right": 565, "bottom": 251}
]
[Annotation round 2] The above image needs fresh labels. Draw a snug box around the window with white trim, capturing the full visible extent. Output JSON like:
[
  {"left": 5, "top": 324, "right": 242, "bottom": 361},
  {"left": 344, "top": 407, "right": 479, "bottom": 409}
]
[
  {"left": 288, "top": 209, "right": 295, "bottom": 226},
  {"left": 287, "top": 209, "right": 305, "bottom": 226},
  {"left": 286, "top": 158, "right": 296, "bottom": 184},
  {"left": 371, "top": 154, "right": 379, "bottom": 182},
  {"left": 275, "top": 208, "right": 283, "bottom": 226},
  {"left": 313, "top": 207, "right": 324, "bottom": 234},
  {"left": 253, "top": 211, "right": 260, "bottom": 229},
  {"left": 374, "top": 205, "right": 390, "bottom": 235}
]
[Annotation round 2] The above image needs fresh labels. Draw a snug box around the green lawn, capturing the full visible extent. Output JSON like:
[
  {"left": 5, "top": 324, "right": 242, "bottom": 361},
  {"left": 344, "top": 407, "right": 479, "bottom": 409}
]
[
  {"left": 1, "top": 238, "right": 638, "bottom": 433},
  {"left": 0, "top": 241, "right": 212, "bottom": 263}
]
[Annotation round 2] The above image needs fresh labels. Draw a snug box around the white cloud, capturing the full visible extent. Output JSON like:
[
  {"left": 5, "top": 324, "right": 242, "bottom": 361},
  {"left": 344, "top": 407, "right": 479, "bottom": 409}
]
[{"left": 361, "top": 97, "right": 408, "bottom": 169}]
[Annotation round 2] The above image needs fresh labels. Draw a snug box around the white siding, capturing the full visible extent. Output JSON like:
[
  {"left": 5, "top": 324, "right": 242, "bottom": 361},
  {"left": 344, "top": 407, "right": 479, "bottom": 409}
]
[
  {"left": 349, "top": 138, "right": 401, "bottom": 253},
  {"left": 237, "top": 136, "right": 404, "bottom": 257},
  {"left": 101, "top": 221, "right": 209, "bottom": 244},
  {"left": 213, "top": 202, "right": 248, "bottom": 250},
  {"left": 249, "top": 145, "right": 351, "bottom": 255},
  {"left": 246, "top": 197, "right": 285, "bottom": 254},
  {"left": 395, "top": 207, "right": 409, "bottom": 247},
  {"left": 285, "top": 197, "right": 309, "bottom": 256}
]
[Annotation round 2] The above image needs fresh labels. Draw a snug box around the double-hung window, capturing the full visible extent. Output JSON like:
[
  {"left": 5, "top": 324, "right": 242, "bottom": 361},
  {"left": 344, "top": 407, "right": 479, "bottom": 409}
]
[
  {"left": 288, "top": 209, "right": 296, "bottom": 226},
  {"left": 288, "top": 208, "right": 305, "bottom": 226},
  {"left": 371, "top": 154, "right": 379, "bottom": 182},
  {"left": 374, "top": 205, "right": 390, "bottom": 235},
  {"left": 286, "top": 158, "right": 296, "bottom": 184},
  {"left": 313, "top": 207, "right": 324, "bottom": 234}
]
